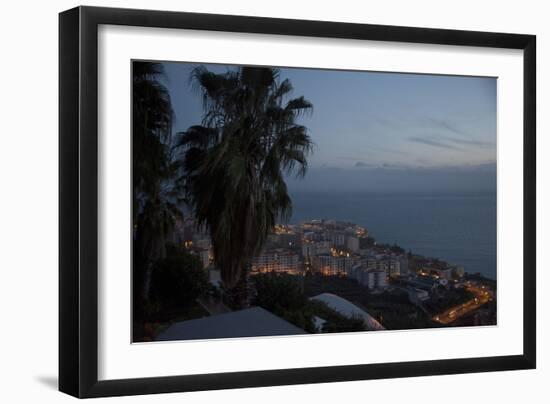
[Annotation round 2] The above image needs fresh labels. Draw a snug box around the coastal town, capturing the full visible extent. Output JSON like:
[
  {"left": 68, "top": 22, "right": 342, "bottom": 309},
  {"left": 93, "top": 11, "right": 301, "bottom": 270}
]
[
  {"left": 150, "top": 217, "right": 497, "bottom": 340},
  {"left": 129, "top": 62, "right": 498, "bottom": 343}
]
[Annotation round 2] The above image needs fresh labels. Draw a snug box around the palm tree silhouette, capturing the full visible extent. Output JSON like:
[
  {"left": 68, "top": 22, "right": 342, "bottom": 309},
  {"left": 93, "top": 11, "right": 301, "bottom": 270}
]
[
  {"left": 133, "top": 62, "right": 182, "bottom": 307},
  {"left": 178, "top": 66, "right": 314, "bottom": 300}
]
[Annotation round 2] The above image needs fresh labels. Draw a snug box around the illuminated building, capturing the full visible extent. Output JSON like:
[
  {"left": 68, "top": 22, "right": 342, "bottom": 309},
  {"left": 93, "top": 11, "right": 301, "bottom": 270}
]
[
  {"left": 362, "top": 256, "right": 401, "bottom": 277},
  {"left": 452, "top": 265, "right": 465, "bottom": 278},
  {"left": 302, "top": 240, "right": 331, "bottom": 263},
  {"left": 425, "top": 266, "right": 453, "bottom": 280},
  {"left": 311, "top": 254, "right": 353, "bottom": 276},
  {"left": 331, "top": 232, "right": 346, "bottom": 247},
  {"left": 251, "top": 249, "right": 301, "bottom": 275}
]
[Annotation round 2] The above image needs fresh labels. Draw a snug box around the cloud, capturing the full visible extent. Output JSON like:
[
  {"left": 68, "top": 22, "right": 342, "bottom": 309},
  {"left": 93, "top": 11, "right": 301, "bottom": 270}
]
[
  {"left": 444, "top": 137, "right": 495, "bottom": 148},
  {"left": 370, "top": 146, "right": 410, "bottom": 155},
  {"left": 381, "top": 162, "right": 414, "bottom": 170},
  {"left": 354, "top": 161, "right": 414, "bottom": 170},
  {"left": 421, "top": 119, "right": 495, "bottom": 148},
  {"left": 425, "top": 118, "right": 465, "bottom": 136},
  {"left": 285, "top": 162, "right": 497, "bottom": 192},
  {"left": 408, "top": 136, "right": 462, "bottom": 150},
  {"left": 355, "top": 161, "right": 375, "bottom": 168}
]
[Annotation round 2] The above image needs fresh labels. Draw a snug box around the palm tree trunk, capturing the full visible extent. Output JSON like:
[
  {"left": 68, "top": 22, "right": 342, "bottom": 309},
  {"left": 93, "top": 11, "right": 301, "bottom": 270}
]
[{"left": 225, "top": 264, "right": 252, "bottom": 309}]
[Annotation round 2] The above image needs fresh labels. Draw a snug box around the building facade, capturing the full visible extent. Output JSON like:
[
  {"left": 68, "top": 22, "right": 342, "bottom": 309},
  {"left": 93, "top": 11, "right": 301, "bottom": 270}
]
[
  {"left": 347, "top": 265, "right": 388, "bottom": 290},
  {"left": 311, "top": 254, "right": 353, "bottom": 276},
  {"left": 251, "top": 249, "right": 301, "bottom": 275}
]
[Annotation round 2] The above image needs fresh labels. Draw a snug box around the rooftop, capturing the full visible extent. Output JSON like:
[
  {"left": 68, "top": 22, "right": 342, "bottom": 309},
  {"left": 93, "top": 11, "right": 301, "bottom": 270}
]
[
  {"left": 310, "top": 293, "right": 385, "bottom": 331},
  {"left": 155, "top": 306, "right": 307, "bottom": 341}
]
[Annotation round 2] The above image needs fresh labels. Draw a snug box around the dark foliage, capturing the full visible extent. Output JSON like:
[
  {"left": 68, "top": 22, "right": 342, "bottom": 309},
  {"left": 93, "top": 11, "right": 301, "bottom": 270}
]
[
  {"left": 132, "top": 62, "right": 183, "bottom": 320},
  {"left": 253, "top": 273, "right": 306, "bottom": 312},
  {"left": 177, "top": 66, "right": 314, "bottom": 290},
  {"left": 149, "top": 252, "right": 209, "bottom": 310},
  {"left": 252, "top": 273, "right": 367, "bottom": 333},
  {"left": 425, "top": 288, "right": 475, "bottom": 313},
  {"left": 251, "top": 273, "right": 314, "bottom": 331}
]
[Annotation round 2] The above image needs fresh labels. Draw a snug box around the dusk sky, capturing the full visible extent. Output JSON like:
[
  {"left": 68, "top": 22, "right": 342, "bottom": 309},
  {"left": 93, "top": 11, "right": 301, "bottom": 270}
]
[{"left": 161, "top": 62, "right": 497, "bottom": 192}]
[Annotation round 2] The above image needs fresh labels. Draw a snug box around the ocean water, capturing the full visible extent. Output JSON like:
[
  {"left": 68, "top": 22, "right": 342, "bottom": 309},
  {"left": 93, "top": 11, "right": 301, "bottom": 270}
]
[{"left": 288, "top": 191, "right": 497, "bottom": 280}]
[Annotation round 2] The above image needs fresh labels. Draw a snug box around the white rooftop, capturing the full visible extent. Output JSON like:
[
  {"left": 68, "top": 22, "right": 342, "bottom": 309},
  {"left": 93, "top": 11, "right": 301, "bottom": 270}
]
[{"left": 310, "top": 293, "right": 385, "bottom": 331}]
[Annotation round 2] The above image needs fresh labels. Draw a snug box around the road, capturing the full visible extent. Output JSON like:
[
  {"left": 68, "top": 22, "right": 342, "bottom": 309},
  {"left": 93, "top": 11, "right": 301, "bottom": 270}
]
[{"left": 432, "top": 284, "right": 492, "bottom": 325}]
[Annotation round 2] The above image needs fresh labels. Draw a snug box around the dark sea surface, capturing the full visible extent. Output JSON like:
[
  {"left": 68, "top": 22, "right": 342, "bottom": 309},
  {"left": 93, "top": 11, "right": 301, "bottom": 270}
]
[{"left": 288, "top": 191, "right": 497, "bottom": 280}]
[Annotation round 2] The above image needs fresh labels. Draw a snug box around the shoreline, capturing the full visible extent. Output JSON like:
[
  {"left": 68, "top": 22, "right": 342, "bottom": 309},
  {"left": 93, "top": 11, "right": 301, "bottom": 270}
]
[{"left": 286, "top": 190, "right": 497, "bottom": 280}]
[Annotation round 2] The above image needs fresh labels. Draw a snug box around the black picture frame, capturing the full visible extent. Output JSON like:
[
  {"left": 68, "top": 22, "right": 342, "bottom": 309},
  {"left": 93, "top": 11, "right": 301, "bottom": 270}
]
[{"left": 59, "top": 5, "right": 536, "bottom": 398}]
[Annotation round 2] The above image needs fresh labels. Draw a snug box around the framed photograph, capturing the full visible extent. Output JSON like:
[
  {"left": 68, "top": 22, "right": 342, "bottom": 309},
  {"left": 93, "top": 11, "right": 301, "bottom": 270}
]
[{"left": 59, "top": 6, "right": 536, "bottom": 398}]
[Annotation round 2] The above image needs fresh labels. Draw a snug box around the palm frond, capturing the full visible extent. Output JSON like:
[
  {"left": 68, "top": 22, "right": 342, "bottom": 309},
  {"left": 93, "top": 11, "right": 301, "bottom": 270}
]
[{"left": 176, "top": 65, "right": 314, "bottom": 289}]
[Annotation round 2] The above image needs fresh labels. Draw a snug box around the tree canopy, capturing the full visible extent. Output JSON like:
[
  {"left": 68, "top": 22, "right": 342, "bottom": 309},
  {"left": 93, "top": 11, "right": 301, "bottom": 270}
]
[{"left": 178, "top": 66, "right": 314, "bottom": 289}]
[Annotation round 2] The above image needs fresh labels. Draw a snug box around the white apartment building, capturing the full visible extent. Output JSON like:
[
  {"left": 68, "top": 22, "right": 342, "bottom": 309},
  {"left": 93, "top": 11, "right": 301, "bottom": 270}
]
[
  {"left": 398, "top": 255, "right": 409, "bottom": 276},
  {"left": 346, "top": 236, "right": 360, "bottom": 253},
  {"left": 348, "top": 264, "right": 388, "bottom": 289},
  {"left": 428, "top": 267, "right": 454, "bottom": 280},
  {"left": 251, "top": 249, "right": 301, "bottom": 275},
  {"left": 302, "top": 240, "right": 331, "bottom": 262},
  {"left": 311, "top": 254, "right": 353, "bottom": 276},
  {"left": 368, "top": 270, "right": 389, "bottom": 289},
  {"left": 362, "top": 256, "right": 401, "bottom": 277},
  {"left": 331, "top": 232, "right": 346, "bottom": 247}
]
